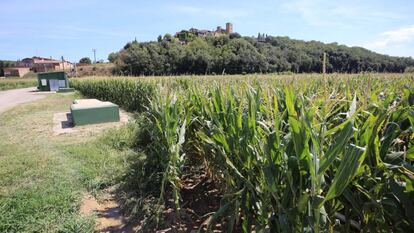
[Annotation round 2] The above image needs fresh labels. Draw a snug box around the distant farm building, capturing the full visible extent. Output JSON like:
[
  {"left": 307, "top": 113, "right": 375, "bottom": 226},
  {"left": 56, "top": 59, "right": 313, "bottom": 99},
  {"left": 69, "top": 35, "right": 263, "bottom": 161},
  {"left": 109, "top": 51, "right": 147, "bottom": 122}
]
[
  {"left": 3, "top": 67, "right": 31, "bottom": 77},
  {"left": 16, "top": 57, "right": 74, "bottom": 73},
  {"left": 4, "top": 57, "right": 74, "bottom": 77}
]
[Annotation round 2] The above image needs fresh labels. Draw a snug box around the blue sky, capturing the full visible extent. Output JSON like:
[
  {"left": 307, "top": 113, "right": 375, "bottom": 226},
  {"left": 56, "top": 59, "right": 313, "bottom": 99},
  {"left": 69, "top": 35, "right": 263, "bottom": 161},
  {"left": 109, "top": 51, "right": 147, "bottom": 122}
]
[{"left": 1, "top": 0, "right": 413, "bottom": 62}]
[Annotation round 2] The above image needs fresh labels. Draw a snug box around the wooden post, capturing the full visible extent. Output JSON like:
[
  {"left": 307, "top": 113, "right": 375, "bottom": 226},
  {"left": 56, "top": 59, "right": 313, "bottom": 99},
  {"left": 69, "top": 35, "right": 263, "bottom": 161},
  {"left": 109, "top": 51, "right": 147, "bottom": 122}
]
[{"left": 74, "top": 62, "right": 78, "bottom": 77}]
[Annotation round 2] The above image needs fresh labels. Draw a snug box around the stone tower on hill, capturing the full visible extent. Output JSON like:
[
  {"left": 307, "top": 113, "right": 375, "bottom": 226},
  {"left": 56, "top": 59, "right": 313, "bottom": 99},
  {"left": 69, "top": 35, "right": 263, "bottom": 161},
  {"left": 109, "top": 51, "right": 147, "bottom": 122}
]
[{"left": 226, "top": 22, "right": 233, "bottom": 34}]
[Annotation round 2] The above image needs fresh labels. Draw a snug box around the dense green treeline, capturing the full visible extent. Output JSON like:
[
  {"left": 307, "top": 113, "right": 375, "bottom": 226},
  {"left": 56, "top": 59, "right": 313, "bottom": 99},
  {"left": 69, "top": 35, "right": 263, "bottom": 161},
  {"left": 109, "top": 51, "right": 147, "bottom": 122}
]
[{"left": 108, "top": 35, "right": 414, "bottom": 76}]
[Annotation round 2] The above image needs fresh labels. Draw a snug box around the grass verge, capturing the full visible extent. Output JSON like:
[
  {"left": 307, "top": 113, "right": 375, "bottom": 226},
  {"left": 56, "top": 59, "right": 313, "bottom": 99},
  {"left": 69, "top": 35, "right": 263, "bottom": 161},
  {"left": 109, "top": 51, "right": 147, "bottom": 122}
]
[
  {"left": 0, "top": 78, "right": 37, "bottom": 91},
  {"left": 0, "top": 93, "right": 138, "bottom": 232}
]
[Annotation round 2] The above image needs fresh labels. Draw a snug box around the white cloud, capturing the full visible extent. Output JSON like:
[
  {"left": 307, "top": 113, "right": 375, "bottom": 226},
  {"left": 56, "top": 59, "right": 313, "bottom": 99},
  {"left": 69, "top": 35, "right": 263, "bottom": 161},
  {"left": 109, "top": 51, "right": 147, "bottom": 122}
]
[
  {"left": 172, "top": 6, "right": 201, "bottom": 14},
  {"left": 283, "top": 0, "right": 402, "bottom": 27},
  {"left": 367, "top": 25, "right": 414, "bottom": 49},
  {"left": 283, "top": 0, "right": 327, "bottom": 26},
  {"left": 0, "top": 24, "right": 128, "bottom": 40},
  {"left": 168, "top": 5, "right": 248, "bottom": 19}
]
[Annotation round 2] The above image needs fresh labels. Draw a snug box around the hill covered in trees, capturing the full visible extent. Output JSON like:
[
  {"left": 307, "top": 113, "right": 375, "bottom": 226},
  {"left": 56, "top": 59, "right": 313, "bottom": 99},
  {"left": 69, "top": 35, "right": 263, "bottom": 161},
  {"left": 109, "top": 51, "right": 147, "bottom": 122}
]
[{"left": 108, "top": 34, "right": 414, "bottom": 76}]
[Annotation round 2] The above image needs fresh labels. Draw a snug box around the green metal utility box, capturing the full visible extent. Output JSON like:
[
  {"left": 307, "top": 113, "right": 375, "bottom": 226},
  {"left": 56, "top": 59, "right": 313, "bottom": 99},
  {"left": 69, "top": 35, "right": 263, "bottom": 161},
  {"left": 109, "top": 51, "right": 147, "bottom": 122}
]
[
  {"left": 37, "top": 71, "right": 69, "bottom": 91},
  {"left": 70, "top": 99, "right": 120, "bottom": 126}
]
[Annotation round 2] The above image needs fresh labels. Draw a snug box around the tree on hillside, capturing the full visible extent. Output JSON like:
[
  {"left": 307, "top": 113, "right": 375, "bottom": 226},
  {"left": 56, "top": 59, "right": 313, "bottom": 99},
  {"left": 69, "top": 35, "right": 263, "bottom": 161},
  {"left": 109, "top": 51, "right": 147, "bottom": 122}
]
[
  {"left": 108, "top": 53, "right": 117, "bottom": 63},
  {"left": 79, "top": 57, "right": 92, "bottom": 64},
  {"left": 229, "top": 32, "right": 241, "bottom": 39},
  {"left": 405, "top": 66, "right": 414, "bottom": 73},
  {"left": 164, "top": 34, "right": 173, "bottom": 41}
]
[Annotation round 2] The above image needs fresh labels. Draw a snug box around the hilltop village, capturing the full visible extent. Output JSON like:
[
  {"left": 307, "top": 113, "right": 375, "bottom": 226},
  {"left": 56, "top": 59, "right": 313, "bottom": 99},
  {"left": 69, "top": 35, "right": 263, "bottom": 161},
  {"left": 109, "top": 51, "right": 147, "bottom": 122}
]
[
  {"left": 176, "top": 22, "right": 233, "bottom": 40},
  {"left": 157, "top": 22, "right": 235, "bottom": 43}
]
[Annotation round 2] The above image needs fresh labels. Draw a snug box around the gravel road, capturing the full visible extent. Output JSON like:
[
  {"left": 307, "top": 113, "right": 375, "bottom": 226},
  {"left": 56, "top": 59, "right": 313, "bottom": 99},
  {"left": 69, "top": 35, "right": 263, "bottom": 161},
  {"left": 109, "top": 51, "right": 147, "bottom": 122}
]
[{"left": 0, "top": 87, "right": 45, "bottom": 114}]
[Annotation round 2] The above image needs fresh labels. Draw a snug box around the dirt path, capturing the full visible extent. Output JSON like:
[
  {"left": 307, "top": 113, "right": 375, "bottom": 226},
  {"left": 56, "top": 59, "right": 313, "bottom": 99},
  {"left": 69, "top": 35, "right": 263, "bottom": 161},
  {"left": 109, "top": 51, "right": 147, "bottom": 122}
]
[
  {"left": 0, "top": 87, "right": 45, "bottom": 114},
  {"left": 81, "top": 191, "right": 135, "bottom": 233}
]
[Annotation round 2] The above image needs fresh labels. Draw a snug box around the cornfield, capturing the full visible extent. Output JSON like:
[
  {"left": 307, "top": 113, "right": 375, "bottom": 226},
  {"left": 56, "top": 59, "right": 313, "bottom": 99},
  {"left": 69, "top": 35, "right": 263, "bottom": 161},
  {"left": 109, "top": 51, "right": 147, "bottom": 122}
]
[
  {"left": 70, "top": 78, "right": 155, "bottom": 112},
  {"left": 72, "top": 74, "right": 414, "bottom": 232}
]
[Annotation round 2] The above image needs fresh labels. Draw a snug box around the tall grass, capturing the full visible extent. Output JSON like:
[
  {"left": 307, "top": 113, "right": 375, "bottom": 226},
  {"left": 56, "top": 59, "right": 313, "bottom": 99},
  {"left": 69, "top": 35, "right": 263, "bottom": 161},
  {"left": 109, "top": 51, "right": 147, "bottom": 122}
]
[{"left": 0, "top": 78, "right": 37, "bottom": 91}]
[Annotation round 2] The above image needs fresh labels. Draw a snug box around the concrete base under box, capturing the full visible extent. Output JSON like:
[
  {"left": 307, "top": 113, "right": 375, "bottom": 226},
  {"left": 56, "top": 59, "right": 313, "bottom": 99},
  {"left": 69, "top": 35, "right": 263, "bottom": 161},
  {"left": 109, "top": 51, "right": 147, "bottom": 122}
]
[
  {"left": 71, "top": 99, "right": 120, "bottom": 126},
  {"left": 57, "top": 88, "right": 75, "bottom": 93}
]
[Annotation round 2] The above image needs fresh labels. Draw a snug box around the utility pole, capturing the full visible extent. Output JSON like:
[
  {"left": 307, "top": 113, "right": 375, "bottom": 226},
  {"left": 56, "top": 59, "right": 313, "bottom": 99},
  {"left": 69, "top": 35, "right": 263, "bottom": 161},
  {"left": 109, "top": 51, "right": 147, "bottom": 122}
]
[
  {"left": 92, "top": 49, "right": 97, "bottom": 64},
  {"left": 61, "top": 56, "right": 65, "bottom": 71},
  {"left": 322, "top": 52, "right": 327, "bottom": 74}
]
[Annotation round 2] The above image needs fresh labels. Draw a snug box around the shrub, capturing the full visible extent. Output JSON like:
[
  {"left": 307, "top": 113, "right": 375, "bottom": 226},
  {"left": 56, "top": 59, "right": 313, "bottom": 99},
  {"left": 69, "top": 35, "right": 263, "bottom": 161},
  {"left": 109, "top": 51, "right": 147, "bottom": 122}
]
[
  {"left": 79, "top": 57, "right": 92, "bottom": 64},
  {"left": 405, "top": 66, "right": 414, "bottom": 73}
]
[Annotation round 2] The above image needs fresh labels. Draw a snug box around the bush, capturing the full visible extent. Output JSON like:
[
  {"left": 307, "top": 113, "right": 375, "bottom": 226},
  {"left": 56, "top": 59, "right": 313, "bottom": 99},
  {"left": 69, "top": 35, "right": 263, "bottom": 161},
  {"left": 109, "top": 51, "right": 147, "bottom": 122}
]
[
  {"left": 79, "top": 57, "right": 92, "bottom": 64},
  {"left": 405, "top": 66, "right": 414, "bottom": 73}
]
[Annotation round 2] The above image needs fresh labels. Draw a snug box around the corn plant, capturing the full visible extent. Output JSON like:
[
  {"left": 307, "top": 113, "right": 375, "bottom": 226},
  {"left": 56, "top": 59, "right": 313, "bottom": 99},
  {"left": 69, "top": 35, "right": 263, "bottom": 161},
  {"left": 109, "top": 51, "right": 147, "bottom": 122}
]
[
  {"left": 147, "top": 93, "right": 191, "bottom": 222},
  {"left": 190, "top": 82, "right": 414, "bottom": 232}
]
